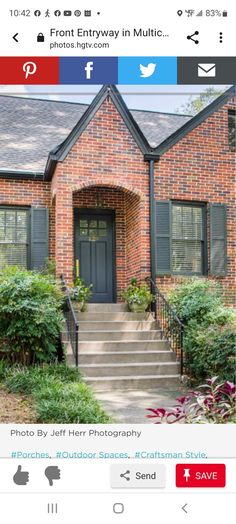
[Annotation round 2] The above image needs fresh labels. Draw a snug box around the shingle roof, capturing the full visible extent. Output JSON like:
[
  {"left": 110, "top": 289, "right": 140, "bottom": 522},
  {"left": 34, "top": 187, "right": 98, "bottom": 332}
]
[{"left": 0, "top": 94, "right": 191, "bottom": 172}]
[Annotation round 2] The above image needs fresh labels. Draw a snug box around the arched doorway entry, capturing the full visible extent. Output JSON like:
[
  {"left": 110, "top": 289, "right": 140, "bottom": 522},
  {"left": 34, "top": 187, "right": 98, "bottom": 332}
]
[{"left": 72, "top": 183, "right": 146, "bottom": 303}]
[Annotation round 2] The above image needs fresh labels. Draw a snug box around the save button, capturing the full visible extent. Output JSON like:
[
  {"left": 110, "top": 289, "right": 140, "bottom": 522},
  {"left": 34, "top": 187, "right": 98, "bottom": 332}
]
[{"left": 176, "top": 464, "right": 226, "bottom": 488}]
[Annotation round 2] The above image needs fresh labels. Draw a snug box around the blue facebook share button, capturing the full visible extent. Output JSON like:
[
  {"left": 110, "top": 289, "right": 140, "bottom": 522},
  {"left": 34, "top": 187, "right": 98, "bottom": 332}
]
[
  {"left": 60, "top": 57, "right": 118, "bottom": 84},
  {"left": 118, "top": 57, "right": 177, "bottom": 84}
]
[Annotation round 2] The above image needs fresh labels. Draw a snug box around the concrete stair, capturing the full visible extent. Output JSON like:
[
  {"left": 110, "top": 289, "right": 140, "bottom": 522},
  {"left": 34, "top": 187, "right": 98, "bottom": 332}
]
[{"left": 66, "top": 303, "right": 180, "bottom": 390}]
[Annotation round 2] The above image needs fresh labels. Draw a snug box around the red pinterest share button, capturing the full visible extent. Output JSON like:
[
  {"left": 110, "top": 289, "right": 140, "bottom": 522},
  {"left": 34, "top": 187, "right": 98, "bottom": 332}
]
[
  {"left": 0, "top": 57, "right": 59, "bottom": 84},
  {"left": 176, "top": 464, "right": 226, "bottom": 488}
]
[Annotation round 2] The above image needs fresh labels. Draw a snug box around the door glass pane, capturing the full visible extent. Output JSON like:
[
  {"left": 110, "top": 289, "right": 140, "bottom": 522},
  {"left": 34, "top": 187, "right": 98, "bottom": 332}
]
[
  {"left": 98, "top": 229, "right": 107, "bottom": 237},
  {"left": 80, "top": 228, "right": 88, "bottom": 236},
  {"left": 89, "top": 220, "right": 97, "bottom": 228},
  {"left": 98, "top": 220, "right": 107, "bottom": 229},
  {"left": 79, "top": 219, "right": 88, "bottom": 228}
]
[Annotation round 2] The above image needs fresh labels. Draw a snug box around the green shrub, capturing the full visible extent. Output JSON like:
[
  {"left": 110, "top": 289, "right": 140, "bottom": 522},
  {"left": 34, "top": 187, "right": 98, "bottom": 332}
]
[
  {"left": 0, "top": 267, "right": 63, "bottom": 365},
  {"left": 168, "top": 278, "right": 236, "bottom": 383},
  {"left": 185, "top": 320, "right": 236, "bottom": 382},
  {"left": 35, "top": 382, "right": 111, "bottom": 423},
  {"left": 2, "top": 363, "right": 111, "bottom": 424}
]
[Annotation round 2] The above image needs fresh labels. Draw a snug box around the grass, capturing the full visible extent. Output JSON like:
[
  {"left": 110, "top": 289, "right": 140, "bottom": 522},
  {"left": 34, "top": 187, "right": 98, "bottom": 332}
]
[{"left": 0, "top": 361, "right": 111, "bottom": 424}]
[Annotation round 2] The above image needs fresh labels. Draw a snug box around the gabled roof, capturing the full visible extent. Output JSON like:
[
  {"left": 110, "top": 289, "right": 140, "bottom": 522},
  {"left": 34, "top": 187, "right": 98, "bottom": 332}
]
[
  {"left": 0, "top": 84, "right": 234, "bottom": 179},
  {"left": 0, "top": 87, "right": 191, "bottom": 176},
  {"left": 148, "top": 84, "right": 236, "bottom": 157}
]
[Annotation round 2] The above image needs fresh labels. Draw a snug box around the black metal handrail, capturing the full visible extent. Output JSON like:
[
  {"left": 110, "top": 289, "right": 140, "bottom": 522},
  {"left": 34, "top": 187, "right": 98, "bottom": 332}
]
[
  {"left": 60, "top": 275, "right": 79, "bottom": 367},
  {"left": 147, "top": 277, "right": 185, "bottom": 375}
]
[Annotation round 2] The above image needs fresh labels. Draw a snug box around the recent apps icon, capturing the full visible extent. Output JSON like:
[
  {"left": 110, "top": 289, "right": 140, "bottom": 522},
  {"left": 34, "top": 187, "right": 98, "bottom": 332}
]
[{"left": 139, "top": 63, "right": 156, "bottom": 78}]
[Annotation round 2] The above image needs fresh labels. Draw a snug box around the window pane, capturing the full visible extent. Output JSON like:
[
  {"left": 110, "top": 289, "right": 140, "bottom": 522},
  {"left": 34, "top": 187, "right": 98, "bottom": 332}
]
[
  {"left": 172, "top": 240, "right": 202, "bottom": 273},
  {"left": 228, "top": 110, "right": 236, "bottom": 149},
  {"left": 0, "top": 244, "right": 27, "bottom": 270},
  {"left": 17, "top": 211, "right": 27, "bottom": 227},
  {"left": 5, "top": 228, "right": 15, "bottom": 242},
  {"left": 16, "top": 229, "right": 27, "bottom": 242},
  {"left": 172, "top": 204, "right": 204, "bottom": 274},
  {"left": 0, "top": 208, "right": 28, "bottom": 269}
]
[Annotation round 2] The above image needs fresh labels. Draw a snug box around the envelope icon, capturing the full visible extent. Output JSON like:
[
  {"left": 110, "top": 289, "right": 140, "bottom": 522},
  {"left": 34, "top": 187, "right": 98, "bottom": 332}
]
[{"left": 197, "top": 63, "right": 216, "bottom": 77}]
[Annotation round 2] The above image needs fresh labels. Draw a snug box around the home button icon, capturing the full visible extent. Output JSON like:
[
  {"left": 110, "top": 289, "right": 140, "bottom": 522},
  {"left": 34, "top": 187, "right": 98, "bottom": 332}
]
[{"left": 113, "top": 503, "right": 124, "bottom": 514}]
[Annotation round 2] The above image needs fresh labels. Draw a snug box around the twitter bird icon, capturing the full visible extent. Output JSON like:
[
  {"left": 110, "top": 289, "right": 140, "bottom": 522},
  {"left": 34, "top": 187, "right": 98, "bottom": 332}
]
[
  {"left": 140, "top": 63, "right": 156, "bottom": 78},
  {"left": 118, "top": 57, "right": 177, "bottom": 84}
]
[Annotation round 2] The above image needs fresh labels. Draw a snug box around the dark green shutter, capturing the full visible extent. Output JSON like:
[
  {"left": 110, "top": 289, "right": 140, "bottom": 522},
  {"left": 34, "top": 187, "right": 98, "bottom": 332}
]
[
  {"left": 210, "top": 204, "right": 227, "bottom": 276},
  {"left": 155, "top": 201, "right": 171, "bottom": 274},
  {"left": 31, "top": 208, "right": 49, "bottom": 269}
]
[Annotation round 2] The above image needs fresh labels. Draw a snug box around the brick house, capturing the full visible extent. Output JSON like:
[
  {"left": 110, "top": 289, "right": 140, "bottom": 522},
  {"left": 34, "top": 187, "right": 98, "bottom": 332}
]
[{"left": 0, "top": 84, "right": 235, "bottom": 305}]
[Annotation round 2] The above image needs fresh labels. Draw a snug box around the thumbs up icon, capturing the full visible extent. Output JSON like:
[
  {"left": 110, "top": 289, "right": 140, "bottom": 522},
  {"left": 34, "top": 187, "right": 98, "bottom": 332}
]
[{"left": 13, "top": 465, "right": 29, "bottom": 485}]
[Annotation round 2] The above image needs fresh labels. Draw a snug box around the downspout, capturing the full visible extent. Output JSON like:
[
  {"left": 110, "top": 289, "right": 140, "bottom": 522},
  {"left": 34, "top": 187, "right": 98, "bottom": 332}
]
[{"left": 149, "top": 158, "right": 157, "bottom": 313}]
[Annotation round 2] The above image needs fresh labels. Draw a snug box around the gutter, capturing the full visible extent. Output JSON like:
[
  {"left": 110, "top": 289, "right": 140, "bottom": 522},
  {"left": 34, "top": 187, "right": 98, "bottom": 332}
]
[
  {"left": 0, "top": 170, "right": 45, "bottom": 181},
  {"left": 148, "top": 158, "right": 157, "bottom": 307}
]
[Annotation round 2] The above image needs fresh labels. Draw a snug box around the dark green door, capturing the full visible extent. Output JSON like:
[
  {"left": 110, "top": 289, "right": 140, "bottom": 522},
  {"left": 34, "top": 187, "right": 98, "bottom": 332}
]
[{"left": 75, "top": 211, "right": 115, "bottom": 303}]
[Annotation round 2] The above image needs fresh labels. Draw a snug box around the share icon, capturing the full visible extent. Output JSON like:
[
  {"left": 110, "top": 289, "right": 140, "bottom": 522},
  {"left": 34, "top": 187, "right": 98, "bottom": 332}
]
[{"left": 187, "top": 31, "right": 199, "bottom": 44}]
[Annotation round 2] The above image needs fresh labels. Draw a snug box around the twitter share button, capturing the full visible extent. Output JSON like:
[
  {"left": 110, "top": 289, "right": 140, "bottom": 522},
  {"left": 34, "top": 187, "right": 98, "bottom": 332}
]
[{"left": 118, "top": 57, "right": 177, "bottom": 84}]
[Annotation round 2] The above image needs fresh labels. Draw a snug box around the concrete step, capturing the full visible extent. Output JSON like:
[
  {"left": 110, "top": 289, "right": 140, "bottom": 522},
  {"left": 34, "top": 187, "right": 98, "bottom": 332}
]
[
  {"left": 80, "top": 362, "right": 179, "bottom": 377},
  {"left": 75, "top": 340, "right": 170, "bottom": 352},
  {"left": 76, "top": 350, "right": 176, "bottom": 365},
  {"left": 77, "top": 312, "right": 154, "bottom": 321},
  {"left": 85, "top": 375, "right": 181, "bottom": 391},
  {"left": 78, "top": 330, "right": 162, "bottom": 341},
  {"left": 79, "top": 321, "right": 157, "bottom": 331},
  {"left": 85, "top": 303, "right": 128, "bottom": 312}
]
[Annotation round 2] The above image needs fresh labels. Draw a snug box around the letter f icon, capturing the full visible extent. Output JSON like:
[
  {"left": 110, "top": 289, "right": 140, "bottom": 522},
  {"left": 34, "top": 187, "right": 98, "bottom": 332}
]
[{"left": 85, "top": 61, "right": 93, "bottom": 79}]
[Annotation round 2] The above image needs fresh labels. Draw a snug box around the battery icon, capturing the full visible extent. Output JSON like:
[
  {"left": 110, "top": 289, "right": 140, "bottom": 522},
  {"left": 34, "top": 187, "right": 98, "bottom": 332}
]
[{"left": 222, "top": 10, "right": 228, "bottom": 16}]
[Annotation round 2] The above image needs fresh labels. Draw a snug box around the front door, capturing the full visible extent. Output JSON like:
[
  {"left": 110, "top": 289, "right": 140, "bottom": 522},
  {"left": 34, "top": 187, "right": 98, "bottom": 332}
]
[{"left": 75, "top": 210, "right": 115, "bottom": 303}]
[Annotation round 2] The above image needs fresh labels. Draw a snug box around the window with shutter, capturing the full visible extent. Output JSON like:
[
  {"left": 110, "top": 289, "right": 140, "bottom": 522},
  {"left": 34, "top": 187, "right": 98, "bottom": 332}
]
[
  {"left": 172, "top": 203, "right": 205, "bottom": 275},
  {"left": 0, "top": 208, "right": 29, "bottom": 270},
  {"left": 228, "top": 109, "right": 236, "bottom": 150}
]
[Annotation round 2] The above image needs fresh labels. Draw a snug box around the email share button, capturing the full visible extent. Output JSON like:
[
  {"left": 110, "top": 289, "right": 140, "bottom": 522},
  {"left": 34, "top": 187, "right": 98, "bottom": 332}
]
[{"left": 178, "top": 57, "right": 236, "bottom": 84}]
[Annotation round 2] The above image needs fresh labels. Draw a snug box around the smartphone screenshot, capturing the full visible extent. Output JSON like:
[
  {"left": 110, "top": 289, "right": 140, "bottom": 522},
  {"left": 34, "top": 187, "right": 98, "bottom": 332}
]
[{"left": 0, "top": 1, "right": 235, "bottom": 522}]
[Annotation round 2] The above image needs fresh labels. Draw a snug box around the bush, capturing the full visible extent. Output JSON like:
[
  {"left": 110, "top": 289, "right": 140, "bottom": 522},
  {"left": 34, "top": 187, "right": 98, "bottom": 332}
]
[
  {"left": 168, "top": 278, "right": 222, "bottom": 324},
  {"left": 2, "top": 363, "right": 111, "bottom": 424},
  {"left": 0, "top": 267, "right": 63, "bottom": 365},
  {"left": 147, "top": 377, "right": 236, "bottom": 424},
  {"left": 185, "top": 320, "right": 236, "bottom": 382},
  {"left": 35, "top": 382, "right": 110, "bottom": 423},
  {"left": 168, "top": 278, "right": 236, "bottom": 383}
]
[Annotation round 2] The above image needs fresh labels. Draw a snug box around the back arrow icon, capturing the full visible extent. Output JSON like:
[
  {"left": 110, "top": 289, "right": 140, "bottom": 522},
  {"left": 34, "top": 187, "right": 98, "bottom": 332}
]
[
  {"left": 182, "top": 503, "right": 188, "bottom": 514},
  {"left": 13, "top": 33, "right": 19, "bottom": 42}
]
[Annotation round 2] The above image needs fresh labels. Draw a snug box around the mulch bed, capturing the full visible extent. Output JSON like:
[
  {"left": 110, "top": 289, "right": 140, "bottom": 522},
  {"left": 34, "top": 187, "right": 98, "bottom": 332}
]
[{"left": 0, "top": 386, "right": 36, "bottom": 423}]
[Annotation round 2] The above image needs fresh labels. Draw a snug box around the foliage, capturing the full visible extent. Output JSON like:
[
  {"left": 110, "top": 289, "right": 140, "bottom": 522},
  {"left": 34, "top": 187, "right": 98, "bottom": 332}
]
[
  {"left": 168, "top": 279, "right": 236, "bottom": 382},
  {"left": 184, "top": 319, "right": 236, "bottom": 382},
  {"left": 69, "top": 277, "right": 93, "bottom": 311},
  {"left": 41, "top": 258, "right": 56, "bottom": 276},
  {"left": 1, "top": 363, "right": 111, "bottom": 424},
  {"left": 168, "top": 278, "right": 222, "bottom": 324},
  {"left": 176, "top": 87, "right": 223, "bottom": 116},
  {"left": 0, "top": 267, "right": 63, "bottom": 365},
  {"left": 147, "top": 377, "right": 236, "bottom": 424},
  {"left": 122, "top": 278, "right": 154, "bottom": 308}
]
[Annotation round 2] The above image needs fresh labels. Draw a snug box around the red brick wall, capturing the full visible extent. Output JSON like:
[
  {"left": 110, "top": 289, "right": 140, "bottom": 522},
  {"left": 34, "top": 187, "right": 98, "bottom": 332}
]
[
  {"left": 52, "top": 96, "right": 150, "bottom": 287},
  {"left": 154, "top": 101, "right": 236, "bottom": 305},
  {"left": 0, "top": 94, "right": 234, "bottom": 305}
]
